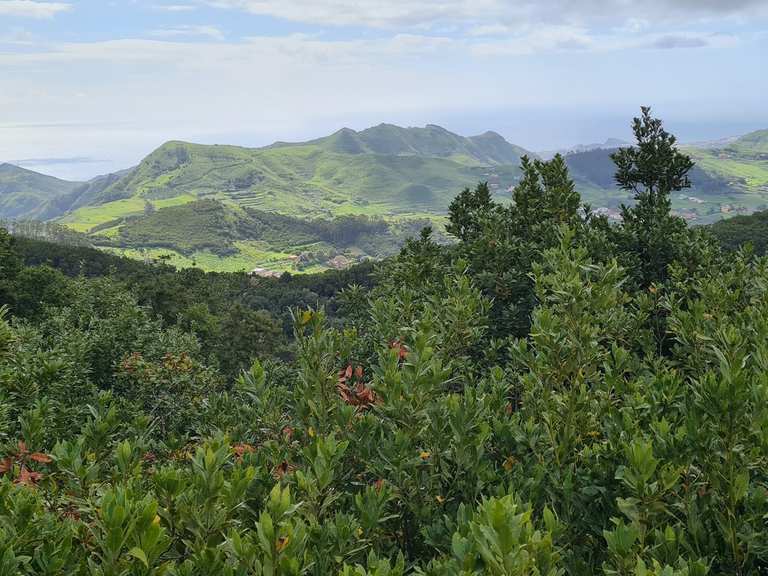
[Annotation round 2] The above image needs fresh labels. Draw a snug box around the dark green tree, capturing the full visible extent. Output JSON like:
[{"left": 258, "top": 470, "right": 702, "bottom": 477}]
[
  {"left": 0, "top": 227, "right": 21, "bottom": 308},
  {"left": 611, "top": 107, "right": 697, "bottom": 286},
  {"left": 441, "top": 155, "right": 594, "bottom": 338},
  {"left": 446, "top": 181, "right": 495, "bottom": 242},
  {"left": 213, "top": 304, "right": 283, "bottom": 377},
  {"left": 511, "top": 154, "right": 582, "bottom": 237}
]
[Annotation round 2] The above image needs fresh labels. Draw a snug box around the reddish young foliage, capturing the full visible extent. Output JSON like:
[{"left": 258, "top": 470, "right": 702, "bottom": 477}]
[
  {"left": 0, "top": 440, "right": 53, "bottom": 487},
  {"left": 29, "top": 452, "right": 53, "bottom": 464},
  {"left": 389, "top": 340, "right": 409, "bottom": 361},
  {"left": 232, "top": 443, "right": 256, "bottom": 462},
  {"left": 337, "top": 364, "right": 378, "bottom": 410},
  {"left": 16, "top": 467, "right": 43, "bottom": 486}
]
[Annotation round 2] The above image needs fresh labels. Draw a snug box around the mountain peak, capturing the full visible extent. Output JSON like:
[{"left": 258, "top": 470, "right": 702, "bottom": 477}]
[
  {"left": 0, "top": 162, "right": 59, "bottom": 177},
  {"left": 473, "top": 130, "right": 506, "bottom": 140}
]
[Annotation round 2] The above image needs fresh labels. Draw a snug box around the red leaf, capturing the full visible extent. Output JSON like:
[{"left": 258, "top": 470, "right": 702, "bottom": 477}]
[
  {"left": 0, "top": 457, "right": 13, "bottom": 474},
  {"left": 232, "top": 443, "right": 255, "bottom": 461},
  {"left": 29, "top": 453, "right": 53, "bottom": 464},
  {"left": 16, "top": 467, "right": 43, "bottom": 486}
]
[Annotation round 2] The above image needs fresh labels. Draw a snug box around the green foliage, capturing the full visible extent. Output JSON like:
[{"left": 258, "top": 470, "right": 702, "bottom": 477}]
[
  {"left": 611, "top": 108, "right": 712, "bottom": 287},
  {"left": 1, "top": 111, "right": 768, "bottom": 575},
  {"left": 445, "top": 153, "right": 603, "bottom": 338},
  {"left": 709, "top": 209, "right": 768, "bottom": 255}
]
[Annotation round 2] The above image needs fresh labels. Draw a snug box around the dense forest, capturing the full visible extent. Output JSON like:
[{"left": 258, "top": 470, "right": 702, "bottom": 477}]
[{"left": 1, "top": 108, "right": 767, "bottom": 575}]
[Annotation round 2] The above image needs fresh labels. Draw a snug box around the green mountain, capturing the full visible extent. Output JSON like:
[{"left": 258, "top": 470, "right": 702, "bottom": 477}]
[
  {"left": 0, "top": 163, "right": 79, "bottom": 219},
  {"left": 562, "top": 138, "right": 768, "bottom": 223},
  {"left": 722, "top": 129, "right": 768, "bottom": 158},
  {"left": 3, "top": 123, "right": 768, "bottom": 272},
  {"left": 38, "top": 124, "right": 532, "bottom": 270},
  {"left": 52, "top": 124, "right": 529, "bottom": 225},
  {"left": 285, "top": 123, "right": 530, "bottom": 164}
]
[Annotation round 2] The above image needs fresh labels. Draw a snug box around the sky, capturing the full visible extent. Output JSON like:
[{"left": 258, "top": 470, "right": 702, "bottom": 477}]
[{"left": 1, "top": 0, "right": 767, "bottom": 180}]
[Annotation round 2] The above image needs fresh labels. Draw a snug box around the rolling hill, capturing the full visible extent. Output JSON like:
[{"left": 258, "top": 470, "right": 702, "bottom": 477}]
[
  {"left": 2, "top": 123, "right": 768, "bottom": 271},
  {"left": 50, "top": 124, "right": 530, "bottom": 225},
  {"left": 31, "top": 124, "right": 532, "bottom": 271},
  {"left": 0, "top": 163, "right": 79, "bottom": 219}
]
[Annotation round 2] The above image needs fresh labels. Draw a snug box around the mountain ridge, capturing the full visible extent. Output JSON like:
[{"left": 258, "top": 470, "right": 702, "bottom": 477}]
[
  {"left": 2, "top": 122, "right": 768, "bottom": 273},
  {"left": 0, "top": 163, "right": 80, "bottom": 219}
]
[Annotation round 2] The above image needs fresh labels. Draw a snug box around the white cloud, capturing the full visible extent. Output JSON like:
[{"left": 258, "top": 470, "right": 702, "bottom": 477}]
[
  {"left": 153, "top": 3, "right": 197, "bottom": 11},
  {"left": 205, "top": 0, "right": 501, "bottom": 29},
  {"left": 467, "top": 24, "right": 512, "bottom": 37},
  {"left": 470, "top": 25, "right": 594, "bottom": 56},
  {"left": 0, "top": 0, "right": 70, "bottom": 18},
  {"left": 149, "top": 25, "right": 224, "bottom": 40},
  {"left": 0, "top": 26, "right": 36, "bottom": 44},
  {"left": 204, "top": 0, "right": 768, "bottom": 30}
]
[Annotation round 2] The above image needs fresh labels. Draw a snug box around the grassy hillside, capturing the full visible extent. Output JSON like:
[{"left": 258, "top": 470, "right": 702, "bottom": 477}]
[
  {"left": 283, "top": 123, "right": 530, "bottom": 164},
  {"left": 722, "top": 129, "right": 768, "bottom": 157},
  {"left": 0, "top": 163, "right": 79, "bottom": 219},
  {"left": 564, "top": 144, "right": 768, "bottom": 223},
  {"left": 55, "top": 126, "right": 530, "bottom": 226},
  {"left": 87, "top": 198, "right": 444, "bottom": 273},
  {"left": 4, "top": 123, "right": 768, "bottom": 272},
  {"left": 46, "top": 125, "right": 528, "bottom": 271}
]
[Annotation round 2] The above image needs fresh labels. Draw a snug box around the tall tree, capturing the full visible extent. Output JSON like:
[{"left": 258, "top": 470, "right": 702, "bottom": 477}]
[{"left": 612, "top": 107, "right": 696, "bottom": 286}]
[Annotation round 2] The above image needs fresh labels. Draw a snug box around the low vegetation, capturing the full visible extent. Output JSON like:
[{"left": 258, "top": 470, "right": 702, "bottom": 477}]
[
  {"left": 709, "top": 208, "right": 768, "bottom": 255},
  {"left": 1, "top": 109, "right": 767, "bottom": 575}
]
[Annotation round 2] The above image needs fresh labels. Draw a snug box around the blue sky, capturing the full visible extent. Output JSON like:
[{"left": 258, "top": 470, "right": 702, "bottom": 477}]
[{"left": 1, "top": 0, "right": 767, "bottom": 179}]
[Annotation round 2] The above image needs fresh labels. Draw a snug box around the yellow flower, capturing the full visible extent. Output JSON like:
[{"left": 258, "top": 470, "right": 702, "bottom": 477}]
[
  {"left": 420, "top": 451, "right": 431, "bottom": 460},
  {"left": 356, "top": 527, "right": 363, "bottom": 537},
  {"left": 308, "top": 426, "right": 316, "bottom": 438},
  {"left": 435, "top": 495, "right": 445, "bottom": 504},
  {"left": 276, "top": 536, "right": 290, "bottom": 553},
  {"left": 152, "top": 515, "right": 161, "bottom": 526}
]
